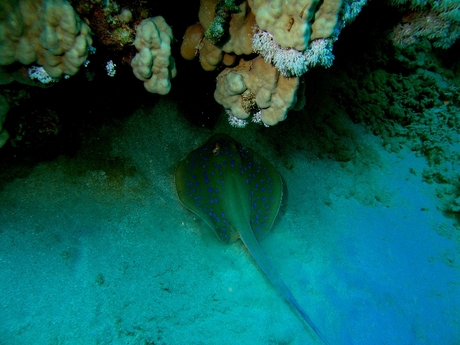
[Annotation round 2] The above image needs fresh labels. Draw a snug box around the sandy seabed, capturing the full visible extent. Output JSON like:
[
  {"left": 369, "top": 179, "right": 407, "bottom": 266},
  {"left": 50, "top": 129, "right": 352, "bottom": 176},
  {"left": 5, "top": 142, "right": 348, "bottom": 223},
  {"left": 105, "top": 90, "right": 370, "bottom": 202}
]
[{"left": 0, "top": 97, "right": 458, "bottom": 345}]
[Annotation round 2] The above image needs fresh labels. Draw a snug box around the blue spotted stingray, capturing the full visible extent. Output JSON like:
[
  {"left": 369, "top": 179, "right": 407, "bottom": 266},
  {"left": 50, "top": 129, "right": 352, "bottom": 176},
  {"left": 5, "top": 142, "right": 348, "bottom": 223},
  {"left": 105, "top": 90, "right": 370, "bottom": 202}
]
[{"left": 175, "top": 134, "right": 328, "bottom": 344}]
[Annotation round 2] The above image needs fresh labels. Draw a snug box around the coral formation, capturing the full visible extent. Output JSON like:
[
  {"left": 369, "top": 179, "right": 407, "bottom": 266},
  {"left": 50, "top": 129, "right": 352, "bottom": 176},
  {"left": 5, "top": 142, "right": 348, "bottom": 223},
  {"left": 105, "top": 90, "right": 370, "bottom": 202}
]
[
  {"left": 331, "top": 3, "right": 460, "bottom": 213},
  {"left": 0, "top": 0, "right": 458, "bottom": 149},
  {"left": 182, "top": 0, "right": 366, "bottom": 125},
  {"left": 180, "top": 23, "right": 206, "bottom": 61},
  {"left": 348, "top": 68, "right": 460, "bottom": 212},
  {"left": 0, "top": 0, "right": 93, "bottom": 81},
  {"left": 131, "top": 16, "right": 177, "bottom": 95},
  {"left": 0, "top": 0, "right": 92, "bottom": 148},
  {"left": 389, "top": 0, "right": 460, "bottom": 49},
  {"left": 215, "top": 56, "right": 306, "bottom": 126},
  {"left": 252, "top": 29, "right": 334, "bottom": 77},
  {"left": 73, "top": 1, "right": 142, "bottom": 53},
  {"left": 181, "top": 0, "right": 255, "bottom": 71},
  {"left": 248, "top": 0, "right": 341, "bottom": 51},
  {"left": 204, "top": 0, "right": 244, "bottom": 45}
]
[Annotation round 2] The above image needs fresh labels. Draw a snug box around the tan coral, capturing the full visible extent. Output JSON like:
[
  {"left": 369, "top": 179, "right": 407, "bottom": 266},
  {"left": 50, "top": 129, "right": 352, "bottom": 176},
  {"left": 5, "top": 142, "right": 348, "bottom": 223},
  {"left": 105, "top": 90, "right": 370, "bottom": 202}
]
[
  {"left": 182, "top": 0, "right": 342, "bottom": 76},
  {"left": 131, "top": 16, "right": 177, "bottom": 95},
  {"left": 310, "top": 0, "right": 343, "bottom": 40},
  {"left": 199, "top": 39, "right": 224, "bottom": 71},
  {"left": 215, "top": 64, "right": 251, "bottom": 119},
  {"left": 222, "top": 53, "right": 237, "bottom": 66},
  {"left": 0, "top": 0, "right": 92, "bottom": 79},
  {"left": 215, "top": 56, "right": 305, "bottom": 126},
  {"left": 180, "top": 23, "right": 205, "bottom": 60},
  {"left": 182, "top": 0, "right": 255, "bottom": 71},
  {"left": 248, "top": 0, "right": 342, "bottom": 51},
  {"left": 221, "top": 1, "right": 256, "bottom": 55},
  {"left": 248, "top": 0, "right": 316, "bottom": 51}
]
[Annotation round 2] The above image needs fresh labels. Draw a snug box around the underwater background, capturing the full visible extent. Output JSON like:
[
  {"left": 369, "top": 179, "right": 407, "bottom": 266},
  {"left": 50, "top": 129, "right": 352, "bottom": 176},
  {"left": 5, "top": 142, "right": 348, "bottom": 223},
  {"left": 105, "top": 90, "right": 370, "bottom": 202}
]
[{"left": 0, "top": 1, "right": 459, "bottom": 344}]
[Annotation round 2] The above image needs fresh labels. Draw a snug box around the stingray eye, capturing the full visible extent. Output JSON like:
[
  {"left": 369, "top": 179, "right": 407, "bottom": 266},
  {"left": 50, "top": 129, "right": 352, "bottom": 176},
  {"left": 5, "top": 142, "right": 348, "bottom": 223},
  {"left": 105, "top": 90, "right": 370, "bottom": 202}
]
[{"left": 212, "top": 142, "right": 220, "bottom": 155}]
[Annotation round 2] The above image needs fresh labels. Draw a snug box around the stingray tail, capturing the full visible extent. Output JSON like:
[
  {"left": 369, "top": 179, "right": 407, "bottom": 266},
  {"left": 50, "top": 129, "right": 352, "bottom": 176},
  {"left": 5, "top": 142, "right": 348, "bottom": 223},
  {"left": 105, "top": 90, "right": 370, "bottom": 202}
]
[{"left": 239, "top": 228, "right": 330, "bottom": 345}]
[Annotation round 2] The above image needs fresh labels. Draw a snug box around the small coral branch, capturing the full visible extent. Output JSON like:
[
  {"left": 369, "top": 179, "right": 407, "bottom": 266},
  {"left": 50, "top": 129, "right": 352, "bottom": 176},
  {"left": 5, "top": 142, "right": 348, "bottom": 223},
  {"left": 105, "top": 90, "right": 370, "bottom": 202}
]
[{"left": 205, "top": 0, "right": 243, "bottom": 45}]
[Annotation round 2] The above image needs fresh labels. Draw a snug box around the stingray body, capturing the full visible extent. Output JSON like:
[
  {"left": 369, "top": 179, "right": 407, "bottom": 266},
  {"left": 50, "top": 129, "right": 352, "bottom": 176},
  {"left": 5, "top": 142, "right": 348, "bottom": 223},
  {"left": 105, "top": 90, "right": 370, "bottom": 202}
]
[{"left": 175, "top": 134, "right": 328, "bottom": 344}]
